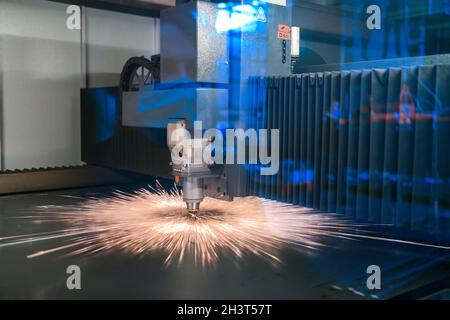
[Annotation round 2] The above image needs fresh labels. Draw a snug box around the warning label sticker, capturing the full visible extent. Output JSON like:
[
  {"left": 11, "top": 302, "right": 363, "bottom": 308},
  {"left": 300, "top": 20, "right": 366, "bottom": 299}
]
[
  {"left": 278, "top": 24, "right": 291, "bottom": 40},
  {"left": 256, "top": 7, "right": 267, "bottom": 22}
]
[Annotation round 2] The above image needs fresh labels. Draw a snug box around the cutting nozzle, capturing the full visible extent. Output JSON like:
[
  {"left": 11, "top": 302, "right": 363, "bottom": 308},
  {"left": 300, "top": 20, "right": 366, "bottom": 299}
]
[
  {"left": 183, "top": 177, "right": 204, "bottom": 214},
  {"left": 186, "top": 201, "right": 201, "bottom": 214}
]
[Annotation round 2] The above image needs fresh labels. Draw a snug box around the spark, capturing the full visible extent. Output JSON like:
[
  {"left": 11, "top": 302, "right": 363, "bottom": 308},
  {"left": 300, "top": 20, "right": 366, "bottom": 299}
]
[{"left": 0, "top": 183, "right": 449, "bottom": 267}]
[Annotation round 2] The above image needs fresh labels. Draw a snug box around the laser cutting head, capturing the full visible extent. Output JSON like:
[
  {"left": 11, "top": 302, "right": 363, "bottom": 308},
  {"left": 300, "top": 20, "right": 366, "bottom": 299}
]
[{"left": 167, "top": 121, "right": 212, "bottom": 213}]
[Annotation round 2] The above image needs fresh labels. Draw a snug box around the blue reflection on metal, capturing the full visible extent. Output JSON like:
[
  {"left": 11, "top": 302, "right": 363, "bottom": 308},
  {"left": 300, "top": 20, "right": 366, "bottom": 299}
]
[
  {"left": 93, "top": 89, "right": 117, "bottom": 143},
  {"left": 245, "top": 161, "right": 315, "bottom": 185},
  {"left": 359, "top": 172, "right": 370, "bottom": 181},
  {"left": 215, "top": 3, "right": 260, "bottom": 33},
  {"left": 382, "top": 172, "right": 399, "bottom": 182},
  {"left": 330, "top": 102, "right": 341, "bottom": 120},
  {"left": 424, "top": 177, "right": 445, "bottom": 185},
  {"left": 291, "top": 168, "right": 315, "bottom": 184}
]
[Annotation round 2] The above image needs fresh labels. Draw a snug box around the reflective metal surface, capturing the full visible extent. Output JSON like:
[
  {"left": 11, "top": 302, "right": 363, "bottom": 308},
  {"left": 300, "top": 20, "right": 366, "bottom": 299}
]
[{"left": 0, "top": 183, "right": 448, "bottom": 299}]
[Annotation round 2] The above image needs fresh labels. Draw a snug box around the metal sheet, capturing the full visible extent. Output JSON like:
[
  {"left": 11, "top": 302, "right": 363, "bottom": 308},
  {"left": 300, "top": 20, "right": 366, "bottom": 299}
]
[{"left": 0, "top": 184, "right": 448, "bottom": 299}]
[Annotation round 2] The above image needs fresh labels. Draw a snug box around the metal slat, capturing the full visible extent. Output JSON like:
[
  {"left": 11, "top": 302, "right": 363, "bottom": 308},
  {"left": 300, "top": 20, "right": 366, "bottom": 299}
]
[
  {"left": 345, "top": 71, "right": 362, "bottom": 218},
  {"left": 262, "top": 78, "right": 271, "bottom": 198},
  {"left": 292, "top": 77, "right": 302, "bottom": 205},
  {"left": 395, "top": 67, "right": 418, "bottom": 229},
  {"left": 247, "top": 77, "right": 256, "bottom": 196},
  {"left": 313, "top": 73, "right": 324, "bottom": 209},
  {"left": 306, "top": 74, "right": 316, "bottom": 207},
  {"left": 286, "top": 77, "right": 296, "bottom": 203},
  {"left": 277, "top": 77, "right": 286, "bottom": 201},
  {"left": 299, "top": 75, "right": 308, "bottom": 206},
  {"left": 253, "top": 77, "right": 260, "bottom": 196},
  {"left": 380, "top": 68, "right": 401, "bottom": 224},
  {"left": 336, "top": 72, "right": 350, "bottom": 215},
  {"left": 319, "top": 73, "right": 332, "bottom": 211},
  {"left": 256, "top": 77, "right": 268, "bottom": 198},
  {"left": 435, "top": 65, "right": 450, "bottom": 234},
  {"left": 327, "top": 72, "right": 341, "bottom": 212},
  {"left": 281, "top": 77, "right": 291, "bottom": 203},
  {"left": 355, "top": 70, "right": 372, "bottom": 221},
  {"left": 368, "top": 69, "right": 388, "bottom": 223},
  {"left": 270, "top": 77, "right": 280, "bottom": 200},
  {"left": 411, "top": 66, "right": 435, "bottom": 231}
]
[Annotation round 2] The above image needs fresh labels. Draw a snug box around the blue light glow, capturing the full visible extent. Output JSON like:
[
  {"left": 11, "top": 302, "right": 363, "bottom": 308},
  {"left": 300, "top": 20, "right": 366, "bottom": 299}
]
[
  {"left": 92, "top": 89, "right": 117, "bottom": 143},
  {"left": 291, "top": 169, "right": 315, "bottom": 184},
  {"left": 215, "top": 4, "right": 258, "bottom": 33}
]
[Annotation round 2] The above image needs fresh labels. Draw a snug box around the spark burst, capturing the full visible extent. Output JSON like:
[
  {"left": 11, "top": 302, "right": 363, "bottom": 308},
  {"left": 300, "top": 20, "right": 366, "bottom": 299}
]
[{"left": 0, "top": 183, "right": 449, "bottom": 267}]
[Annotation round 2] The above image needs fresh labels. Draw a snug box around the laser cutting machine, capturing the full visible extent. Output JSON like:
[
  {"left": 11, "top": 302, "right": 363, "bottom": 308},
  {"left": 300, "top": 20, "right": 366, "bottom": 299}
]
[
  {"left": 2, "top": 0, "right": 450, "bottom": 301},
  {"left": 82, "top": 0, "right": 293, "bottom": 212}
]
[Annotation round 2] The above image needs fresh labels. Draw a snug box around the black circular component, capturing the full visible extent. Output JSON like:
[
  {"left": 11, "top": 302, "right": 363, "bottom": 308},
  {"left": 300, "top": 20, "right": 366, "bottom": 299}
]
[{"left": 120, "top": 56, "right": 160, "bottom": 92}]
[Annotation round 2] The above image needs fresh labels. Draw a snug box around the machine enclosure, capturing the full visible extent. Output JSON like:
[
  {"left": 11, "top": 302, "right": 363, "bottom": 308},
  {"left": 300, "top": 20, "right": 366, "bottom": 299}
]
[
  {"left": 122, "top": 87, "right": 229, "bottom": 129},
  {"left": 160, "top": 0, "right": 229, "bottom": 84},
  {"left": 83, "top": 1, "right": 292, "bottom": 197}
]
